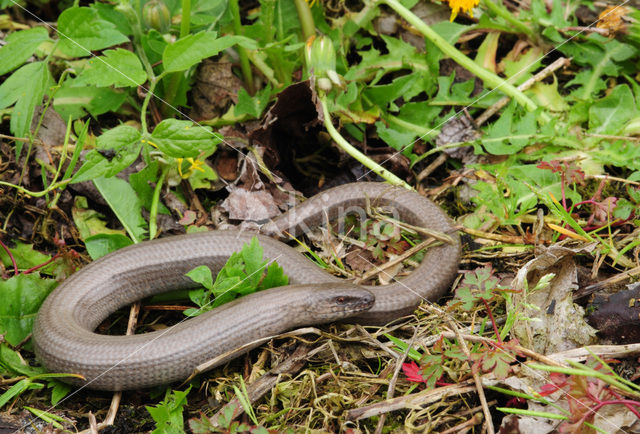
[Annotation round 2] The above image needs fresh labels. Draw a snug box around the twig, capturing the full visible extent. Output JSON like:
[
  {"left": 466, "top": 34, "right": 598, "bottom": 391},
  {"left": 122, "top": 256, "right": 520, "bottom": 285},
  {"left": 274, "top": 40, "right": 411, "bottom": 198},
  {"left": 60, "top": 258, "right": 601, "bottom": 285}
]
[
  {"left": 444, "top": 320, "right": 495, "bottom": 434},
  {"left": 416, "top": 153, "right": 448, "bottom": 182},
  {"left": 546, "top": 343, "right": 640, "bottom": 364},
  {"left": 476, "top": 57, "right": 570, "bottom": 126},
  {"left": 355, "top": 238, "right": 439, "bottom": 284},
  {"left": 574, "top": 265, "right": 640, "bottom": 300},
  {"left": 459, "top": 226, "right": 525, "bottom": 244},
  {"left": 375, "top": 328, "right": 417, "bottom": 434},
  {"left": 439, "top": 412, "right": 483, "bottom": 433},
  {"left": 345, "top": 381, "right": 476, "bottom": 420}
]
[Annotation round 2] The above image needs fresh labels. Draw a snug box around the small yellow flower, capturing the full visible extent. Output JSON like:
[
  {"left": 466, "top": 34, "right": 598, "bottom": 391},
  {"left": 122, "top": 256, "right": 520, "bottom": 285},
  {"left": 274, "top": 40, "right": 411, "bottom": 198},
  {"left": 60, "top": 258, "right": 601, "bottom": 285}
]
[
  {"left": 176, "top": 157, "right": 205, "bottom": 178},
  {"left": 445, "top": 0, "right": 480, "bottom": 21}
]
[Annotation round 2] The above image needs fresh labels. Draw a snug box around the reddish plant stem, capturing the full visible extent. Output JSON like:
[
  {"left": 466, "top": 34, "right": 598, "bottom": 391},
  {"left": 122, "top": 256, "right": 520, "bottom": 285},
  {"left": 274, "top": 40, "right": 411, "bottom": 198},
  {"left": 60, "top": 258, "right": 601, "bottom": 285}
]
[
  {"left": 22, "top": 253, "right": 61, "bottom": 275},
  {"left": 481, "top": 298, "right": 502, "bottom": 344},
  {"left": 0, "top": 238, "right": 18, "bottom": 275},
  {"left": 578, "top": 399, "right": 640, "bottom": 425},
  {"left": 608, "top": 389, "right": 640, "bottom": 419}
]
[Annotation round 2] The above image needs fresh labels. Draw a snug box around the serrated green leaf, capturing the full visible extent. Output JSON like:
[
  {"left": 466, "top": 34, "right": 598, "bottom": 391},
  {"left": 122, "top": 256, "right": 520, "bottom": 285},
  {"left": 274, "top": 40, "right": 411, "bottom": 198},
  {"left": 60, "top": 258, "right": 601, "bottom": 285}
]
[
  {"left": 76, "top": 48, "right": 146, "bottom": 88},
  {"left": 0, "top": 274, "right": 57, "bottom": 346},
  {"left": 588, "top": 84, "right": 639, "bottom": 135},
  {"left": 146, "top": 387, "right": 190, "bottom": 434},
  {"left": 58, "top": 7, "right": 129, "bottom": 57},
  {"left": 186, "top": 265, "right": 214, "bottom": 290},
  {"left": 235, "top": 85, "right": 272, "bottom": 118},
  {"left": 0, "top": 27, "right": 50, "bottom": 75},
  {"left": 149, "top": 119, "right": 219, "bottom": 158},
  {"left": 0, "top": 61, "right": 51, "bottom": 151}
]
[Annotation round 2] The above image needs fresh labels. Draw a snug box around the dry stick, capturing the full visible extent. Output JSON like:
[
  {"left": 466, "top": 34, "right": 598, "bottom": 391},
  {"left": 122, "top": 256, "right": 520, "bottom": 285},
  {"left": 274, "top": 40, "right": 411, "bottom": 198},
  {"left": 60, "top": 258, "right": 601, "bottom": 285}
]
[
  {"left": 459, "top": 226, "right": 525, "bottom": 244},
  {"left": 475, "top": 57, "right": 571, "bottom": 127},
  {"left": 443, "top": 319, "right": 495, "bottom": 434},
  {"left": 574, "top": 265, "right": 640, "bottom": 300},
  {"left": 416, "top": 153, "right": 448, "bottom": 182},
  {"left": 439, "top": 413, "right": 484, "bottom": 434},
  {"left": 374, "top": 328, "right": 417, "bottom": 434},
  {"left": 346, "top": 381, "right": 477, "bottom": 421},
  {"left": 435, "top": 400, "right": 497, "bottom": 431},
  {"left": 355, "top": 238, "right": 438, "bottom": 284}
]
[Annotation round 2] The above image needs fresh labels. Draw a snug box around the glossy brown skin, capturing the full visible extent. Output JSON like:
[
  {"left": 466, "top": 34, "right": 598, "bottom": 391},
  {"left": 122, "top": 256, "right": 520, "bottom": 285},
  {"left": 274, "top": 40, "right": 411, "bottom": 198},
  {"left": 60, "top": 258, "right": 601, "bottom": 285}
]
[{"left": 33, "top": 183, "right": 460, "bottom": 390}]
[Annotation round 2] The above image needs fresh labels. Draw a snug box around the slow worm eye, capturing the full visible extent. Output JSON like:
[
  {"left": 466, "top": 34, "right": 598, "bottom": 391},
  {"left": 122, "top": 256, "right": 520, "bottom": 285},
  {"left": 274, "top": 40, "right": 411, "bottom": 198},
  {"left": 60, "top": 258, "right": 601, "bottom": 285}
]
[{"left": 336, "top": 296, "right": 346, "bottom": 304}]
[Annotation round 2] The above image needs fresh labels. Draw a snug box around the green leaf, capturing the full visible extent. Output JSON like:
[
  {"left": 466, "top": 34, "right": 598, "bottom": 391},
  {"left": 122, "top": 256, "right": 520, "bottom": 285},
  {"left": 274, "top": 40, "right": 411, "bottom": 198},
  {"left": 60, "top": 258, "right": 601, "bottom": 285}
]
[
  {"left": 84, "top": 233, "right": 134, "bottom": 260},
  {"left": 588, "top": 84, "right": 639, "bottom": 135},
  {"left": 50, "top": 381, "right": 72, "bottom": 406},
  {"left": 0, "top": 27, "right": 50, "bottom": 75},
  {"left": 0, "top": 242, "right": 51, "bottom": 271},
  {"left": 0, "top": 344, "right": 46, "bottom": 377},
  {"left": 259, "top": 262, "right": 288, "bottom": 290},
  {"left": 0, "top": 379, "right": 43, "bottom": 410},
  {"left": 146, "top": 387, "right": 190, "bottom": 434},
  {"left": 93, "top": 176, "right": 148, "bottom": 243},
  {"left": 163, "top": 32, "right": 257, "bottom": 73},
  {"left": 72, "top": 196, "right": 127, "bottom": 240},
  {"left": 72, "top": 125, "right": 142, "bottom": 183},
  {"left": 76, "top": 48, "right": 146, "bottom": 88},
  {"left": 149, "top": 119, "right": 219, "bottom": 158},
  {"left": 482, "top": 102, "right": 537, "bottom": 155},
  {"left": 186, "top": 237, "right": 289, "bottom": 315},
  {"left": 0, "top": 61, "right": 51, "bottom": 150},
  {"left": 129, "top": 161, "right": 170, "bottom": 213},
  {"left": 0, "top": 274, "right": 57, "bottom": 346},
  {"left": 53, "top": 82, "right": 127, "bottom": 120},
  {"left": 58, "top": 7, "right": 129, "bottom": 57},
  {"left": 186, "top": 265, "right": 214, "bottom": 290},
  {"left": 235, "top": 85, "right": 272, "bottom": 118}
]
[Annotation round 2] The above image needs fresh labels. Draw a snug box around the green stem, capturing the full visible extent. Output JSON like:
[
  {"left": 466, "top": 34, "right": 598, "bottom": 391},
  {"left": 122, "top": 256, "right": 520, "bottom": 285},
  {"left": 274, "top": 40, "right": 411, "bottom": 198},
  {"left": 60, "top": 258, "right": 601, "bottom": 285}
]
[
  {"left": 180, "top": 0, "right": 191, "bottom": 38},
  {"left": 293, "top": 0, "right": 316, "bottom": 40},
  {"left": 481, "top": 0, "right": 534, "bottom": 38},
  {"left": 149, "top": 165, "right": 169, "bottom": 240},
  {"left": 319, "top": 96, "right": 412, "bottom": 190},
  {"left": 140, "top": 77, "right": 159, "bottom": 133},
  {"left": 0, "top": 179, "right": 72, "bottom": 197},
  {"left": 229, "top": 0, "right": 255, "bottom": 94},
  {"left": 160, "top": 0, "right": 192, "bottom": 117},
  {"left": 381, "top": 0, "right": 544, "bottom": 118}
]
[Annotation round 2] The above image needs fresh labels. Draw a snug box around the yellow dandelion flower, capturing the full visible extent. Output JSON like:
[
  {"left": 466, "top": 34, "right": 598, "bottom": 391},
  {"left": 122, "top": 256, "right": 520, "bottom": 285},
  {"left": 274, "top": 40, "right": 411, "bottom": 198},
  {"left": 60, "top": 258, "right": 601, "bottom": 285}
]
[{"left": 444, "top": 0, "right": 480, "bottom": 21}]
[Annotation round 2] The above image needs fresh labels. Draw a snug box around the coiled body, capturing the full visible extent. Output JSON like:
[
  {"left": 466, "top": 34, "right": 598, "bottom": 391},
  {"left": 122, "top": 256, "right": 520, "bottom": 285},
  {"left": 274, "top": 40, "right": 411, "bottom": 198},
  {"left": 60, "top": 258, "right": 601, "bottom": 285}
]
[{"left": 33, "top": 183, "right": 460, "bottom": 390}]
